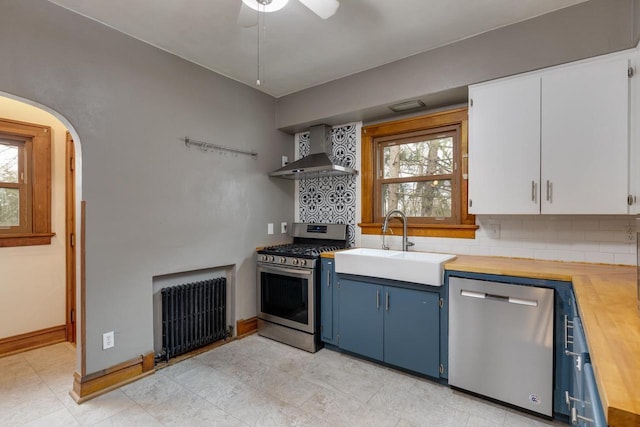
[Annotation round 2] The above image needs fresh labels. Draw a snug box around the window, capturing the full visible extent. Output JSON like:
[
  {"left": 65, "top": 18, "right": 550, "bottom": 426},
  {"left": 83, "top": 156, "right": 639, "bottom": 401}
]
[
  {"left": 0, "top": 118, "right": 53, "bottom": 247},
  {"left": 1, "top": 135, "right": 32, "bottom": 232},
  {"left": 360, "top": 108, "right": 476, "bottom": 238}
]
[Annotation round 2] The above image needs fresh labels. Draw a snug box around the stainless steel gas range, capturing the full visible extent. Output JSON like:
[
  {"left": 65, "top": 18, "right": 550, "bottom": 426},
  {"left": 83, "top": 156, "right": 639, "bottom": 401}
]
[{"left": 256, "top": 223, "right": 348, "bottom": 352}]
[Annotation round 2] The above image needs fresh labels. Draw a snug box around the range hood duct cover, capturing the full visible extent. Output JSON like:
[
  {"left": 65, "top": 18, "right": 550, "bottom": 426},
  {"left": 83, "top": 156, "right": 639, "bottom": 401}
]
[{"left": 269, "top": 124, "right": 358, "bottom": 179}]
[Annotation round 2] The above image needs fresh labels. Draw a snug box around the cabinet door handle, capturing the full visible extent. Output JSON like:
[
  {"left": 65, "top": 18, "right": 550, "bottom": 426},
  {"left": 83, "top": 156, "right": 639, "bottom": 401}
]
[
  {"left": 546, "top": 180, "right": 553, "bottom": 203},
  {"left": 565, "top": 391, "right": 581, "bottom": 411},
  {"left": 531, "top": 181, "right": 537, "bottom": 202},
  {"left": 564, "top": 315, "right": 574, "bottom": 351},
  {"left": 385, "top": 292, "right": 390, "bottom": 311},
  {"left": 571, "top": 406, "right": 578, "bottom": 425},
  {"left": 326, "top": 269, "right": 331, "bottom": 288},
  {"left": 376, "top": 290, "right": 380, "bottom": 309}
]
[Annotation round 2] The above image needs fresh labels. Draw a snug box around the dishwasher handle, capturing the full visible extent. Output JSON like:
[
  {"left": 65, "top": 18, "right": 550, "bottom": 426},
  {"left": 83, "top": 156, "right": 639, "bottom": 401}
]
[{"left": 460, "top": 290, "right": 538, "bottom": 307}]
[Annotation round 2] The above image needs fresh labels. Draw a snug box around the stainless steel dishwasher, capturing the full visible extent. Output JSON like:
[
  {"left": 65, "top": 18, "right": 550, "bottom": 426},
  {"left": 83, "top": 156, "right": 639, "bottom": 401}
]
[{"left": 448, "top": 276, "right": 554, "bottom": 417}]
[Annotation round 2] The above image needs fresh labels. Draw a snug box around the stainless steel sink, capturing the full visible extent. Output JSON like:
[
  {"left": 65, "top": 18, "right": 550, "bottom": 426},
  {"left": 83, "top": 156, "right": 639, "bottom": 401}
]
[{"left": 334, "top": 248, "right": 456, "bottom": 286}]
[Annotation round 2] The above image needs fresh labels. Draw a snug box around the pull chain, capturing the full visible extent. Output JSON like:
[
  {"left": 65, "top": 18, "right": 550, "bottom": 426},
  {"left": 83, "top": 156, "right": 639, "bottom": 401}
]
[{"left": 256, "top": 2, "right": 261, "bottom": 86}]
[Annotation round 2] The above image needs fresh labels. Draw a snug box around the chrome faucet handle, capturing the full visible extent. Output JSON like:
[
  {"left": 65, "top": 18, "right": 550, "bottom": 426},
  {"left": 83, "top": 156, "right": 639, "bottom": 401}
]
[
  {"left": 382, "top": 243, "right": 390, "bottom": 250},
  {"left": 406, "top": 241, "right": 415, "bottom": 250}
]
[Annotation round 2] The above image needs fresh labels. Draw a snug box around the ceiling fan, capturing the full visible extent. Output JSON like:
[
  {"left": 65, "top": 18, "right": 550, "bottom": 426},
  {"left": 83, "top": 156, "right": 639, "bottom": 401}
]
[{"left": 238, "top": 0, "right": 340, "bottom": 27}]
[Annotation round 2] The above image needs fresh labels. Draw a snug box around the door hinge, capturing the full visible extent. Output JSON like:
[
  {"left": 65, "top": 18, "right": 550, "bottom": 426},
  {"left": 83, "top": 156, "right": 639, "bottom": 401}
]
[
  {"left": 70, "top": 233, "right": 75, "bottom": 248},
  {"left": 439, "top": 364, "right": 444, "bottom": 374},
  {"left": 629, "top": 67, "right": 635, "bottom": 78},
  {"left": 69, "top": 156, "right": 75, "bottom": 172},
  {"left": 439, "top": 298, "right": 444, "bottom": 308},
  {"left": 627, "top": 195, "right": 634, "bottom": 206},
  {"left": 70, "top": 309, "right": 75, "bottom": 323},
  {"left": 469, "top": 98, "right": 473, "bottom": 107}
]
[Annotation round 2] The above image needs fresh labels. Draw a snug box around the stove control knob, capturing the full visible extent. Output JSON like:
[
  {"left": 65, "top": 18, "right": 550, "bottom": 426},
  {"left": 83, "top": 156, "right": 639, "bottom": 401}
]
[
  {"left": 279, "top": 257, "right": 286, "bottom": 264},
  {"left": 291, "top": 259, "right": 299, "bottom": 265},
  {"left": 300, "top": 259, "right": 307, "bottom": 266},
  {"left": 259, "top": 255, "right": 266, "bottom": 262},
  {"left": 268, "top": 256, "right": 275, "bottom": 262}
]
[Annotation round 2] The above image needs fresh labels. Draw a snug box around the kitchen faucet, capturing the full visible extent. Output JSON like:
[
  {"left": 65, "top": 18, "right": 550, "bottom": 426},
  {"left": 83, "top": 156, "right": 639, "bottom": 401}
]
[{"left": 381, "top": 209, "right": 415, "bottom": 251}]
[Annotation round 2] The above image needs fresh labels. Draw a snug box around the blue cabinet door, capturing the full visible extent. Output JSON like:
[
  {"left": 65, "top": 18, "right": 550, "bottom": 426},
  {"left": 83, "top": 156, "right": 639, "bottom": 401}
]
[
  {"left": 581, "top": 363, "right": 607, "bottom": 427},
  {"left": 320, "top": 259, "right": 336, "bottom": 344},
  {"left": 338, "top": 278, "right": 383, "bottom": 361},
  {"left": 384, "top": 286, "right": 440, "bottom": 377}
]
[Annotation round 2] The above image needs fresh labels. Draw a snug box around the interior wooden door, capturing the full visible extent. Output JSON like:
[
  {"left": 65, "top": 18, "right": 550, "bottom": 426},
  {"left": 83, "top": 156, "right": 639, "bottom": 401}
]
[{"left": 65, "top": 132, "right": 76, "bottom": 343}]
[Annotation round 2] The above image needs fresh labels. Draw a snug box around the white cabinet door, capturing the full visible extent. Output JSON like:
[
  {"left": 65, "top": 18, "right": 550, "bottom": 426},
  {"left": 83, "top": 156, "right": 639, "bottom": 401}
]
[
  {"left": 541, "top": 56, "right": 629, "bottom": 214},
  {"left": 629, "top": 51, "right": 640, "bottom": 214},
  {"left": 468, "top": 76, "right": 541, "bottom": 214}
]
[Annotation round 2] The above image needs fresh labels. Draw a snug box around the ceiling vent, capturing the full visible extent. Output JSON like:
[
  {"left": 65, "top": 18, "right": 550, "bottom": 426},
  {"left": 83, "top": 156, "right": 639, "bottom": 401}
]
[{"left": 388, "top": 99, "right": 426, "bottom": 113}]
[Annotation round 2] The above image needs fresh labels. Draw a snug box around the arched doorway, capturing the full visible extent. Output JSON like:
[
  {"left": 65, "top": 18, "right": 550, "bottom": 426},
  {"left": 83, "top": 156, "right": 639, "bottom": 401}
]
[{"left": 0, "top": 91, "right": 83, "bottom": 374}]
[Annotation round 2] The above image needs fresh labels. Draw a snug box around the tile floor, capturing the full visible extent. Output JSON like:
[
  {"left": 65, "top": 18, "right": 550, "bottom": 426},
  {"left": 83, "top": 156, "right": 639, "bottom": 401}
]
[{"left": 0, "top": 336, "right": 567, "bottom": 426}]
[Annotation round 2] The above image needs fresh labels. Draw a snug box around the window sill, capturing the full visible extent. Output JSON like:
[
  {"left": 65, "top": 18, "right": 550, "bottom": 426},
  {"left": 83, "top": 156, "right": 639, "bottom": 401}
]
[
  {"left": 0, "top": 233, "right": 55, "bottom": 248},
  {"left": 359, "top": 223, "right": 478, "bottom": 239}
]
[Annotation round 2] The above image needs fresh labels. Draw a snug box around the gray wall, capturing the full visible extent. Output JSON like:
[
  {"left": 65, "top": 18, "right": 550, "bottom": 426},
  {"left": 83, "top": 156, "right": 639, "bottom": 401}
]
[
  {"left": 0, "top": 0, "right": 293, "bottom": 373},
  {"left": 277, "top": 0, "right": 640, "bottom": 132}
]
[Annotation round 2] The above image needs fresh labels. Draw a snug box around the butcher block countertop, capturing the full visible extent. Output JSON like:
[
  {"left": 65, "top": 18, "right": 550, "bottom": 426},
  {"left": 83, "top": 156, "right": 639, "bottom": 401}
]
[{"left": 445, "top": 255, "right": 640, "bottom": 427}]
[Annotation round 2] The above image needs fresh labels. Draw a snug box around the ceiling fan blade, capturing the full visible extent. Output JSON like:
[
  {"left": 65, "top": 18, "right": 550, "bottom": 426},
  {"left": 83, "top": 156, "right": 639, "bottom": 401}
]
[
  {"left": 237, "top": 2, "right": 258, "bottom": 27},
  {"left": 297, "top": 0, "right": 340, "bottom": 19}
]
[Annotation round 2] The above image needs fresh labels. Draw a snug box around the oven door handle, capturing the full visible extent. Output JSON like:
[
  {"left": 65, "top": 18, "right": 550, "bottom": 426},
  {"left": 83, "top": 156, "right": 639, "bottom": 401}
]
[{"left": 258, "top": 265, "right": 313, "bottom": 277}]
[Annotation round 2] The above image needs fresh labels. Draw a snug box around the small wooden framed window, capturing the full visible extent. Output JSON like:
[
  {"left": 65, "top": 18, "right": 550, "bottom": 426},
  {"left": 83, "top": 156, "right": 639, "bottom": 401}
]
[
  {"left": 0, "top": 135, "right": 33, "bottom": 233},
  {"left": 375, "top": 125, "right": 460, "bottom": 224},
  {"left": 0, "top": 118, "right": 53, "bottom": 247},
  {"left": 360, "top": 108, "right": 477, "bottom": 239}
]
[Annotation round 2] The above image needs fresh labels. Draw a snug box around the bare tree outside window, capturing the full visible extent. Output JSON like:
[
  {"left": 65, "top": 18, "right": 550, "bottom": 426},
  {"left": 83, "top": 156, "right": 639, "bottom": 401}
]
[
  {"left": 0, "top": 141, "right": 21, "bottom": 227},
  {"left": 379, "top": 132, "right": 455, "bottom": 220}
]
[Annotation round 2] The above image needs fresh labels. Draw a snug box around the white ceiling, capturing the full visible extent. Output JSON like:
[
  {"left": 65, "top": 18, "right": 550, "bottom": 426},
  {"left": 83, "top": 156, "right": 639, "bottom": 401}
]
[{"left": 47, "top": 0, "right": 586, "bottom": 98}]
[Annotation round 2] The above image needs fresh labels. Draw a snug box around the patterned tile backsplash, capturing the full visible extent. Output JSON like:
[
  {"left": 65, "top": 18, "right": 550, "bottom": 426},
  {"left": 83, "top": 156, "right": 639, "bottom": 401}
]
[
  {"left": 295, "top": 122, "right": 637, "bottom": 265},
  {"left": 297, "top": 124, "right": 358, "bottom": 247}
]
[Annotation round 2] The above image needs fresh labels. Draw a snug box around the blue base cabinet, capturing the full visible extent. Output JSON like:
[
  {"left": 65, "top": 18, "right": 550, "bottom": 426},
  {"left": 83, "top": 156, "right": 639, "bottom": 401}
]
[
  {"left": 338, "top": 278, "right": 384, "bottom": 361},
  {"left": 384, "top": 286, "right": 440, "bottom": 377},
  {"left": 581, "top": 363, "right": 607, "bottom": 427},
  {"left": 566, "top": 316, "right": 606, "bottom": 426},
  {"left": 336, "top": 275, "right": 441, "bottom": 377}
]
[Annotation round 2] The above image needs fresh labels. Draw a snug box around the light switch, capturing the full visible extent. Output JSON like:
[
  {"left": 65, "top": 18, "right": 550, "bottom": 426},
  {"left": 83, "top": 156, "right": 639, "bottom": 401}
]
[
  {"left": 267, "top": 223, "right": 274, "bottom": 235},
  {"left": 281, "top": 222, "right": 287, "bottom": 234}
]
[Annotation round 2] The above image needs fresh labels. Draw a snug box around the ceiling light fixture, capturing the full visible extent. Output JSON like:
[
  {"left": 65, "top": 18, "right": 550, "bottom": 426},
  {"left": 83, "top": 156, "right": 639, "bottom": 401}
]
[{"left": 242, "top": 0, "right": 289, "bottom": 13}]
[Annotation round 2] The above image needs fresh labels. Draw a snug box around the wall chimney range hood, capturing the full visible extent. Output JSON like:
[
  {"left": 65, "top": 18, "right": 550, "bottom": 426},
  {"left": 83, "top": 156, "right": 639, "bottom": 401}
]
[{"left": 269, "top": 124, "right": 358, "bottom": 179}]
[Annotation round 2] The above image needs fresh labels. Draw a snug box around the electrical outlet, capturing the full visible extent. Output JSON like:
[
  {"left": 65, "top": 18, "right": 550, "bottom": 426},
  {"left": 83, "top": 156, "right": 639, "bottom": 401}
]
[
  {"left": 281, "top": 156, "right": 289, "bottom": 167},
  {"left": 102, "top": 331, "right": 114, "bottom": 350},
  {"left": 281, "top": 222, "right": 287, "bottom": 234},
  {"left": 487, "top": 223, "right": 501, "bottom": 239},
  {"left": 267, "top": 223, "right": 274, "bottom": 235},
  {"left": 626, "top": 226, "right": 636, "bottom": 242}
]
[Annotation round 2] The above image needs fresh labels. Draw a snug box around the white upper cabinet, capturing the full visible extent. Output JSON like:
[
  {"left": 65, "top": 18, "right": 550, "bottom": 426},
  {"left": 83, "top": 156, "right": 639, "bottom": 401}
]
[
  {"left": 629, "top": 50, "right": 640, "bottom": 214},
  {"left": 541, "top": 55, "right": 629, "bottom": 214},
  {"left": 469, "top": 51, "right": 632, "bottom": 215},
  {"left": 468, "top": 76, "right": 541, "bottom": 214}
]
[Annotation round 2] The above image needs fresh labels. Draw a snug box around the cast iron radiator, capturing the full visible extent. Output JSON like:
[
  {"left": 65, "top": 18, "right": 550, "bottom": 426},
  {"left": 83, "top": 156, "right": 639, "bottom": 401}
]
[{"left": 160, "top": 278, "right": 226, "bottom": 362}]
